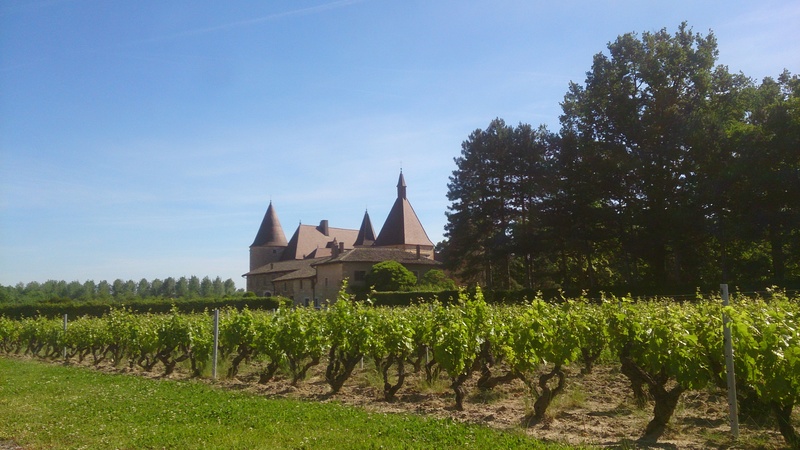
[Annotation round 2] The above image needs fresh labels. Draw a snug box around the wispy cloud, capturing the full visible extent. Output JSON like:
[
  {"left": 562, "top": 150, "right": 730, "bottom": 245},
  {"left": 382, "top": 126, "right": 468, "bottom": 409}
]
[
  {"left": 715, "top": 2, "right": 800, "bottom": 77},
  {"left": 137, "top": 0, "right": 367, "bottom": 44}
]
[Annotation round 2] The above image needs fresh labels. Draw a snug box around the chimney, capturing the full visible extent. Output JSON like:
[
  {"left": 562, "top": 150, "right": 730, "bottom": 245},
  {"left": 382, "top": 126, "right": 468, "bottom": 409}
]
[
  {"left": 318, "top": 220, "right": 329, "bottom": 236},
  {"left": 339, "top": 242, "right": 345, "bottom": 253}
]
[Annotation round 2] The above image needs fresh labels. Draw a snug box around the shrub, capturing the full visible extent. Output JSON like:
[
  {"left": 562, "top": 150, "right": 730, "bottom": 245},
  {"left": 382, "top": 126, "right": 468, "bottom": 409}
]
[
  {"left": 365, "top": 261, "right": 417, "bottom": 292},
  {"left": 417, "top": 269, "right": 457, "bottom": 291}
]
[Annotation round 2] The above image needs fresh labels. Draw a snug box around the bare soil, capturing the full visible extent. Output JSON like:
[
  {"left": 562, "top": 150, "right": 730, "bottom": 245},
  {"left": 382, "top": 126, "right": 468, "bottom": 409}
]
[
  {"left": 13, "top": 356, "right": 799, "bottom": 449},
  {"left": 209, "top": 361, "right": 793, "bottom": 449}
]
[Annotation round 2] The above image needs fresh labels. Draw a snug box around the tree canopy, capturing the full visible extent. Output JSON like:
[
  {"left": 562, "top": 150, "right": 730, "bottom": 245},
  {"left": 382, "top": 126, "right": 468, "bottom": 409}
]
[
  {"left": 365, "top": 261, "right": 419, "bottom": 292},
  {"left": 0, "top": 276, "right": 243, "bottom": 304},
  {"left": 442, "top": 23, "right": 799, "bottom": 293}
]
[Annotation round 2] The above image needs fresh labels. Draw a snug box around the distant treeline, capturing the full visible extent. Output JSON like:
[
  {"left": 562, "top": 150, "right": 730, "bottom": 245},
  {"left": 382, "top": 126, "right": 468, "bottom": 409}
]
[
  {"left": 0, "top": 295, "right": 286, "bottom": 320},
  {"left": 0, "top": 277, "right": 243, "bottom": 304}
]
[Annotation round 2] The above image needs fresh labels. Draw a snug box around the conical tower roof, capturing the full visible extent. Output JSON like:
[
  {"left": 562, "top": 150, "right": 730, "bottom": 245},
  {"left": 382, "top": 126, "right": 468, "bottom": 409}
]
[
  {"left": 250, "top": 201, "right": 288, "bottom": 247},
  {"left": 374, "top": 171, "right": 434, "bottom": 248},
  {"left": 354, "top": 210, "right": 376, "bottom": 246}
]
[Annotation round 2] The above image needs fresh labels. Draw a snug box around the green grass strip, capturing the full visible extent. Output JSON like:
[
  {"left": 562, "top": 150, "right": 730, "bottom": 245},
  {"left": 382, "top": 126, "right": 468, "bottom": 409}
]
[{"left": 0, "top": 357, "right": 576, "bottom": 449}]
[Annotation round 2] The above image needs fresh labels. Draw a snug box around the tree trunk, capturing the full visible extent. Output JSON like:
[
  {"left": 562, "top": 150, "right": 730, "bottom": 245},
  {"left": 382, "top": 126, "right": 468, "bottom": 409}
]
[
  {"left": 620, "top": 348, "right": 650, "bottom": 408},
  {"left": 580, "top": 347, "right": 601, "bottom": 375},
  {"left": 289, "top": 355, "right": 319, "bottom": 386},
  {"left": 381, "top": 354, "right": 406, "bottom": 402},
  {"left": 227, "top": 346, "right": 251, "bottom": 378},
  {"left": 769, "top": 223, "right": 786, "bottom": 281},
  {"left": 425, "top": 358, "right": 439, "bottom": 384},
  {"left": 451, "top": 372, "right": 471, "bottom": 411},
  {"left": 406, "top": 346, "right": 425, "bottom": 373},
  {"left": 643, "top": 383, "right": 685, "bottom": 440},
  {"left": 771, "top": 400, "right": 800, "bottom": 450},
  {"left": 258, "top": 361, "right": 280, "bottom": 384},
  {"left": 325, "top": 346, "right": 361, "bottom": 394},
  {"left": 532, "top": 365, "right": 566, "bottom": 421},
  {"left": 477, "top": 368, "right": 518, "bottom": 391}
]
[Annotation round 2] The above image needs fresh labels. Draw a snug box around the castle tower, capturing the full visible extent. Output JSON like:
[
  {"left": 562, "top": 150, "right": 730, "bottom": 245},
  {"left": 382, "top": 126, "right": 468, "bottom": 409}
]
[
  {"left": 374, "top": 171, "right": 434, "bottom": 257},
  {"left": 354, "top": 210, "right": 376, "bottom": 247},
  {"left": 249, "top": 201, "right": 288, "bottom": 270}
]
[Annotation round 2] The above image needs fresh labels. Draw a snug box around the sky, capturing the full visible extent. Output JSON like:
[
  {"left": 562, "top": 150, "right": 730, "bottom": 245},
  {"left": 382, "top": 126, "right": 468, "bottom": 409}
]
[{"left": 1, "top": 0, "right": 798, "bottom": 289}]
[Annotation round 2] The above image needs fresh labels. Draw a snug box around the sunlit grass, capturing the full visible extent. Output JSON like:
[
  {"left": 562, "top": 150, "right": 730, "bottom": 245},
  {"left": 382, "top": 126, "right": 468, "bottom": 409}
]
[{"left": 0, "top": 357, "right": 580, "bottom": 449}]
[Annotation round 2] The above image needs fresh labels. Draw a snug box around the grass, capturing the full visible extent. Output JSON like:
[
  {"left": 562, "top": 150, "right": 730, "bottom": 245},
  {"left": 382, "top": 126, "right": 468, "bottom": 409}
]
[{"left": 0, "top": 357, "right": 580, "bottom": 449}]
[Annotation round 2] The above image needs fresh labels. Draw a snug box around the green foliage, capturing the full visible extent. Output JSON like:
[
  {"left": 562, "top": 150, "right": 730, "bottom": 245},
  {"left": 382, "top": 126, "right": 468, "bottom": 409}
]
[
  {"left": 0, "top": 296, "right": 284, "bottom": 320},
  {"left": 418, "top": 269, "right": 458, "bottom": 291},
  {"left": 0, "top": 276, "right": 244, "bottom": 304},
  {"left": 726, "top": 291, "right": 800, "bottom": 405},
  {"left": 323, "top": 286, "right": 373, "bottom": 393},
  {"left": 273, "top": 305, "right": 325, "bottom": 385},
  {"left": 366, "top": 260, "right": 418, "bottom": 292},
  {"left": 370, "top": 290, "right": 459, "bottom": 306},
  {"left": 443, "top": 23, "right": 800, "bottom": 292},
  {"left": 430, "top": 288, "right": 491, "bottom": 409},
  {"left": 3, "top": 291, "right": 799, "bottom": 447}
]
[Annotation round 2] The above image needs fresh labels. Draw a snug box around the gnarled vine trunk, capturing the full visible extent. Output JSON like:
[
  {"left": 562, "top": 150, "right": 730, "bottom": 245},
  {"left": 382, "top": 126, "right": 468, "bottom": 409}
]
[
  {"left": 620, "top": 350, "right": 686, "bottom": 441},
  {"left": 620, "top": 344, "right": 651, "bottom": 408},
  {"left": 476, "top": 341, "right": 518, "bottom": 392},
  {"left": 379, "top": 354, "right": 406, "bottom": 402},
  {"left": 450, "top": 372, "right": 471, "bottom": 411},
  {"left": 771, "top": 400, "right": 800, "bottom": 450},
  {"left": 325, "top": 345, "right": 361, "bottom": 394},
  {"left": 531, "top": 365, "right": 566, "bottom": 421}
]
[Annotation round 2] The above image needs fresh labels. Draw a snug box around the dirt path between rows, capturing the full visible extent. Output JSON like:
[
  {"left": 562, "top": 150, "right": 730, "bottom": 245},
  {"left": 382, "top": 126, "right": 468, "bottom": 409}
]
[{"left": 147, "top": 360, "right": 791, "bottom": 449}]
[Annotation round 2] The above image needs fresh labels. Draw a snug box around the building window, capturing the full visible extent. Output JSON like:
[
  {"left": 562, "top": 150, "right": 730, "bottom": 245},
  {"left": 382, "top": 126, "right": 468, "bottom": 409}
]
[
  {"left": 300, "top": 280, "right": 304, "bottom": 289},
  {"left": 354, "top": 270, "right": 366, "bottom": 281},
  {"left": 325, "top": 278, "right": 328, "bottom": 287},
  {"left": 304, "top": 298, "right": 310, "bottom": 307}
]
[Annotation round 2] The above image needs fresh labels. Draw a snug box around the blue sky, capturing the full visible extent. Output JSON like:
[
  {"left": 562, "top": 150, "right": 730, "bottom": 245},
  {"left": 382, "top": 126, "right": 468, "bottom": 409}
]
[{"left": 1, "top": 0, "right": 798, "bottom": 289}]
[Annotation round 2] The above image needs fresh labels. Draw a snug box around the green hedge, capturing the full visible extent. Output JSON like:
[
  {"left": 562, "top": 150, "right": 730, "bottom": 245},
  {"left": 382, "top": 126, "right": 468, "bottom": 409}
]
[
  {"left": 0, "top": 296, "right": 289, "bottom": 319},
  {"left": 370, "top": 285, "right": 800, "bottom": 307},
  {"left": 368, "top": 289, "right": 542, "bottom": 306}
]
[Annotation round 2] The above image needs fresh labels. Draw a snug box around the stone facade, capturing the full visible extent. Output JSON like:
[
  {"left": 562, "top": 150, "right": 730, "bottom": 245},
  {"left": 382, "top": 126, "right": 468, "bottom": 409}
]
[{"left": 243, "top": 171, "right": 439, "bottom": 304}]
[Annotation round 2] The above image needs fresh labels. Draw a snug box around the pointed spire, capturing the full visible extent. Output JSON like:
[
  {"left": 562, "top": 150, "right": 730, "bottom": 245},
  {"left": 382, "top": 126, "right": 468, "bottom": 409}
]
[
  {"left": 354, "top": 209, "right": 376, "bottom": 246},
  {"left": 375, "top": 171, "right": 434, "bottom": 248},
  {"left": 397, "top": 170, "right": 407, "bottom": 199},
  {"left": 250, "top": 201, "right": 288, "bottom": 247}
]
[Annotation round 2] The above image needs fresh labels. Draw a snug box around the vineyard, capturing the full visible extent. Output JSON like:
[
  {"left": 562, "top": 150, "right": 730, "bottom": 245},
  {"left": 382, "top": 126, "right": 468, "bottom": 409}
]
[{"left": 1, "top": 288, "right": 798, "bottom": 449}]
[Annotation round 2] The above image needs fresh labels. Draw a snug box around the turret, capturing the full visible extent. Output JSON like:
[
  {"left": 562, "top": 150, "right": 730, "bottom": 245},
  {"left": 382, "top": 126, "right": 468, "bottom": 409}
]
[
  {"left": 374, "top": 171, "right": 434, "bottom": 257},
  {"left": 249, "top": 201, "right": 288, "bottom": 270},
  {"left": 354, "top": 210, "right": 376, "bottom": 247}
]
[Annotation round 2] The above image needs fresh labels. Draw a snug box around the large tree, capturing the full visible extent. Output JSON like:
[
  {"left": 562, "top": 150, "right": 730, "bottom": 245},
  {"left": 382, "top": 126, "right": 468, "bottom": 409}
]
[
  {"left": 726, "top": 71, "right": 800, "bottom": 283},
  {"left": 443, "top": 24, "right": 798, "bottom": 292},
  {"left": 445, "top": 119, "right": 556, "bottom": 289},
  {"left": 558, "top": 22, "right": 735, "bottom": 288}
]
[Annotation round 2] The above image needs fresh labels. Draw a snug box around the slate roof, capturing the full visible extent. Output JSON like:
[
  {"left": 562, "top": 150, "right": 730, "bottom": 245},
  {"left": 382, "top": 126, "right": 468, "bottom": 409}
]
[
  {"left": 243, "top": 257, "right": 328, "bottom": 276},
  {"left": 250, "top": 201, "right": 288, "bottom": 247},
  {"left": 354, "top": 210, "right": 376, "bottom": 246},
  {"left": 373, "top": 172, "right": 434, "bottom": 248},
  {"left": 272, "top": 264, "right": 318, "bottom": 282},
  {"left": 283, "top": 224, "right": 359, "bottom": 260},
  {"left": 313, "top": 247, "right": 440, "bottom": 267}
]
